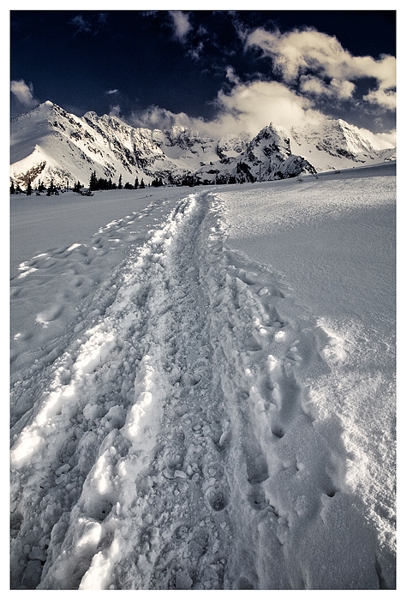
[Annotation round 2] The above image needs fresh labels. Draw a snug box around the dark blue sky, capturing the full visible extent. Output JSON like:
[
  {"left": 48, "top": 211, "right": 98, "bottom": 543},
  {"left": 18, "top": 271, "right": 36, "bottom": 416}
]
[{"left": 10, "top": 10, "right": 396, "bottom": 141}]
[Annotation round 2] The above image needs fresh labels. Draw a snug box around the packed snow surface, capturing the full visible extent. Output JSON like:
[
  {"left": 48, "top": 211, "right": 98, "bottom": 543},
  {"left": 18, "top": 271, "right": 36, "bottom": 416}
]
[{"left": 10, "top": 163, "right": 396, "bottom": 590}]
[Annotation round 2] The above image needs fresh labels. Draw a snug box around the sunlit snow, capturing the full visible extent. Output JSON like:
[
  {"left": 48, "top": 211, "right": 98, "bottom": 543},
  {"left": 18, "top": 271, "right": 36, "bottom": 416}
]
[{"left": 10, "top": 163, "right": 396, "bottom": 590}]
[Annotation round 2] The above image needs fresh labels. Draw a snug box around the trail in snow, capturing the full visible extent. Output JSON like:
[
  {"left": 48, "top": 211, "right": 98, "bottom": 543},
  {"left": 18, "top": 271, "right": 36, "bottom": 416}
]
[{"left": 10, "top": 189, "right": 395, "bottom": 589}]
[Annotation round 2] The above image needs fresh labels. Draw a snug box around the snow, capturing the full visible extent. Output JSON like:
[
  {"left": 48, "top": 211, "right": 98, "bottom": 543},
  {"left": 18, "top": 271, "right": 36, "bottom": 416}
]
[{"left": 10, "top": 164, "right": 396, "bottom": 590}]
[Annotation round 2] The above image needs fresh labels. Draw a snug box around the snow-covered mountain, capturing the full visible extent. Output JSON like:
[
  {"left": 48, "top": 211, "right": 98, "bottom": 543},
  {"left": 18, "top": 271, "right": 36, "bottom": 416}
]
[
  {"left": 10, "top": 101, "right": 395, "bottom": 191},
  {"left": 290, "top": 120, "right": 396, "bottom": 172}
]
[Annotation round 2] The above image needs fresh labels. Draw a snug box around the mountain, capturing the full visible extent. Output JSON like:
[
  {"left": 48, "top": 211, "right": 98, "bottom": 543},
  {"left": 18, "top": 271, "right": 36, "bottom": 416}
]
[
  {"left": 10, "top": 101, "right": 395, "bottom": 191},
  {"left": 290, "top": 119, "right": 396, "bottom": 172}
]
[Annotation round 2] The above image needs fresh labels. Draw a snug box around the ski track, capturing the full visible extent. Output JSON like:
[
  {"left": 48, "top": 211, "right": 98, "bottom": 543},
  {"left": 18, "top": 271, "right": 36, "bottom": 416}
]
[{"left": 10, "top": 190, "right": 392, "bottom": 590}]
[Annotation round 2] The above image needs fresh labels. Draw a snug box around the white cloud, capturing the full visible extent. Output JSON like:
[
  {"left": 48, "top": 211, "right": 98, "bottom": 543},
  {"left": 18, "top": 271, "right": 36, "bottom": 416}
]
[
  {"left": 69, "top": 15, "right": 91, "bottom": 35},
  {"left": 106, "top": 89, "right": 119, "bottom": 95},
  {"left": 299, "top": 75, "right": 355, "bottom": 100},
  {"left": 245, "top": 27, "right": 396, "bottom": 111},
  {"left": 225, "top": 66, "right": 240, "bottom": 85},
  {"left": 358, "top": 127, "right": 396, "bottom": 150},
  {"left": 131, "top": 79, "right": 327, "bottom": 138},
  {"left": 363, "top": 88, "right": 396, "bottom": 111},
  {"left": 188, "top": 41, "right": 204, "bottom": 61},
  {"left": 130, "top": 105, "right": 194, "bottom": 131},
  {"left": 69, "top": 13, "right": 107, "bottom": 36},
  {"left": 10, "top": 79, "right": 38, "bottom": 110},
  {"left": 168, "top": 11, "right": 192, "bottom": 42},
  {"left": 212, "top": 79, "right": 326, "bottom": 135},
  {"left": 109, "top": 105, "right": 121, "bottom": 118}
]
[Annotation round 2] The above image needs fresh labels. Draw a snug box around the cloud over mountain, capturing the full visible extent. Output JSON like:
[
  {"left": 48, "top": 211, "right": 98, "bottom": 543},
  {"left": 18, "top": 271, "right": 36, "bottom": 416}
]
[
  {"left": 10, "top": 79, "right": 38, "bottom": 112},
  {"left": 125, "top": 18, "right": 395, "bottom": 144}
]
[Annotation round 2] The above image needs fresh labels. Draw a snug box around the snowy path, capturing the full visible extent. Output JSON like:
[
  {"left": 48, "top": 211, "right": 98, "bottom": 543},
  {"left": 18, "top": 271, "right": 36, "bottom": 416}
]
[{"left": 10, "top": 186, "right": 395, "bottom": 589}]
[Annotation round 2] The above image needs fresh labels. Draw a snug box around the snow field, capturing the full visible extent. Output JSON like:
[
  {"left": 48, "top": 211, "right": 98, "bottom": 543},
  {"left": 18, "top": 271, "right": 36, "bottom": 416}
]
[
  {"left": 10, "top": 174, "right": 395, "bottom": 589},
  {"left": 10, "top": 190, "right": 180, "bottom": 385}
]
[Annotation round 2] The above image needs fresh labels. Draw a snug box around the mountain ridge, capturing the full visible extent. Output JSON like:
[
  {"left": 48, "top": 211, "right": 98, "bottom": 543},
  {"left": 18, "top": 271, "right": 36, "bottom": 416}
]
[{"left": 10, "top": 101, "right": 395, "bottom": 191}]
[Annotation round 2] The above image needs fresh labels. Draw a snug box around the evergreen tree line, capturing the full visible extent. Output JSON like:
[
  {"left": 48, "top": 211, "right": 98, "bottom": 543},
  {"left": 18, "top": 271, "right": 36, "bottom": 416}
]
[
  {"left": 10, "top": 174, "right": 147, "bottom": 195},
  {"left": 89, "top": 171, "right": 145, "bottom": 191},
  {"left": 10, "top": 167, "right": 258, "bottom": 196},
  {"left": 10, "top": 179, "right": 59, "bottom": 196}
]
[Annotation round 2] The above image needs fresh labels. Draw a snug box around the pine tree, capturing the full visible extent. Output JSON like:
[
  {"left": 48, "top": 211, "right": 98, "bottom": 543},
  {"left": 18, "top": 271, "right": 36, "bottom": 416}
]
[
  {"left": 89, "top": 171, "right": 97, "bottom": 191},
  {"left": 47, "top": 179, "right": 55, "bottom": 196},
  {"left": 134, "top": 177, "right": 139, "bottom": 189},
  {"left": 118, "top": 175, "right": 122, "bottom": 189},
  {"left": 26, "top": 180, "right": 32, "bottom": 195},
  {"left": 140, "top": 178, "right": 145, "bottom": 189},
  {"left": 10, "top": 181, "right": 15, "bottom": 194}
]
